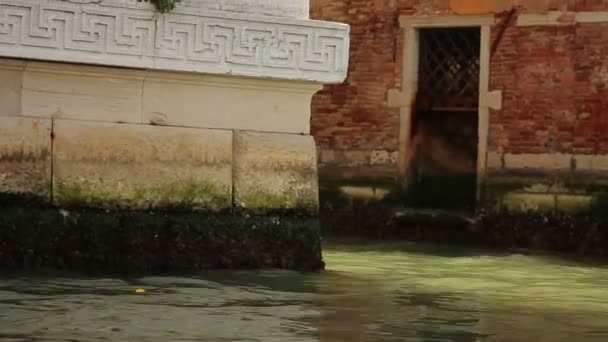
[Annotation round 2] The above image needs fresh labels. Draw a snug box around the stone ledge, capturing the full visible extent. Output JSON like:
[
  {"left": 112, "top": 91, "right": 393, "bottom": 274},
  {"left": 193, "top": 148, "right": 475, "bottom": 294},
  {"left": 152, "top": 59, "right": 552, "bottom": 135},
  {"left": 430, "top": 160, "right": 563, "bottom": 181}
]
[
  {"left": 487, "top": 153, "right": 608, "bottom": 173},
  {"left": 485, "top": 169, "right": 608, "bottom": 187},
  {"left": 517, "top": 11, "right": 608, "bottom": 26},
  {"left": 318, "top": 165, "right": 400, "bottom": 182},
  {"left": 171, "top": 0, "right": 310, "bottom": 19},
  {"left": 21, "top": 62, "right": 145, "bottom": 124},
  {"left": 399, "top": 14, "right": 495, "bottom": 28},
  {"left": 339, "top": 186, "right": 391, "bottom": 201},
  {"left": 502, "top": 193, "right": 556, "bottom": 212},
  {"left": 0, "top": 0, "right": 349, "bottom": 83},
  {"left": 0, "top": 59, "right": 321, "bottom": 134},
  {"left": 141, "top": 72, "right": 320, "bottom": 134},
  {"left": 504, "top": 153, "right": 572, "bottom": 170}
]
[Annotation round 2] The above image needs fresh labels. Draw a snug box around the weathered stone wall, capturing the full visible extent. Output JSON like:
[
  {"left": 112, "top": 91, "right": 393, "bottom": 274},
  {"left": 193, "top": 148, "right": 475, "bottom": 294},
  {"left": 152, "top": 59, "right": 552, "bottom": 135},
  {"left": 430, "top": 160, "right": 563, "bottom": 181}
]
[
  {"left": 0, "top": 58, "right": 320, "bottom": 213},
  {"left": 485, "top": 6, "right": 608, "bottom": 214},
  {"left": 0, "top": 0, "right": 351, "bottom": 271},
  {"left": 0, "top": 59, "right": 324, "bottom": 271},
  {"left": 483, "top": 153, "right": 608, "bottom": 215}
]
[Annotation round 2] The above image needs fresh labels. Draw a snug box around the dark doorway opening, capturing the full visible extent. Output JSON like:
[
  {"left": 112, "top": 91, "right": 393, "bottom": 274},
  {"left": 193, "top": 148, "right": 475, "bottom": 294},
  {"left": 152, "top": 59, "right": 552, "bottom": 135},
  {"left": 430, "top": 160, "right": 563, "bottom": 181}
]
[{"left": 405, "top": 27, "right": 481, "bottom": 212}]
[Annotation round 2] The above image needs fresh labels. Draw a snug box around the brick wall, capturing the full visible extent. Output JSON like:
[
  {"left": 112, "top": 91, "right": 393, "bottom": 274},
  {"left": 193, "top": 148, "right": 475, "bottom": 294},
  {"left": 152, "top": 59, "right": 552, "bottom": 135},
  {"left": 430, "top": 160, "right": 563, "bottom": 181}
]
[
  {"left": 490, "top": 19, "right": 608, "bottom": 155},
  {"left": 311, "top": 0, "right": 452, "bottom": 180},
  {"left": 311, "top": 0, "right": 608, "bottom": 183}
]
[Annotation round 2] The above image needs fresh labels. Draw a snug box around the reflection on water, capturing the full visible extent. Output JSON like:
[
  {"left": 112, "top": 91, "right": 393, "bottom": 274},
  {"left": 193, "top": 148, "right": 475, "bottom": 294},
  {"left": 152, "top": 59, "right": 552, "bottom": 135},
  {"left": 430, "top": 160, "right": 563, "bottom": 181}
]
[{"left": 2, "top": 240, "right": 608, "bottom": 341}]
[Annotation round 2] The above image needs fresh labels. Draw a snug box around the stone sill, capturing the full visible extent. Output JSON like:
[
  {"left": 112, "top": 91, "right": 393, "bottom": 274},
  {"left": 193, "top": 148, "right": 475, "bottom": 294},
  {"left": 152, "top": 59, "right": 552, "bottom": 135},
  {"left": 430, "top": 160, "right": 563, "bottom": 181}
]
[
  {"left": 0, "top": 0, "right": 350, "bottom": 83},
  {"left": 168, "top": 0, "right": 311, "bottom": 19}
]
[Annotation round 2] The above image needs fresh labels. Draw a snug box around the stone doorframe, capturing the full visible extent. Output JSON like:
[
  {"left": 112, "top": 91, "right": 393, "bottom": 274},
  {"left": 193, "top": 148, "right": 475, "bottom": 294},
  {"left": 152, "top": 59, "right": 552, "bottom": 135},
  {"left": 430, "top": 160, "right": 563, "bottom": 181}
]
[{"left": 388, "top": 14, "right": 502, "bottom": 201}]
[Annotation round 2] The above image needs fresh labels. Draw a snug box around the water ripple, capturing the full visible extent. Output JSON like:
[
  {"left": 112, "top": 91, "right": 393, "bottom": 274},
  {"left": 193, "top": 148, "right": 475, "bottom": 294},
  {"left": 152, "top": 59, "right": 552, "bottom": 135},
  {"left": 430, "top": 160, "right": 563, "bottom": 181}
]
[{"left": 2, "top": 240, "right": 608, "bottom": 341}]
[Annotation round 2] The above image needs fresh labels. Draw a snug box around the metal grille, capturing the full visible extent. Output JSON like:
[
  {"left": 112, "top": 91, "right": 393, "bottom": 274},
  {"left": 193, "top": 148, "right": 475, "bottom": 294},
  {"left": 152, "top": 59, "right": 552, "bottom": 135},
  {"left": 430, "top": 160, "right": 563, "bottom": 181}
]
[{"left": 417, "top": 27, "right": 481, "bottom": 111}]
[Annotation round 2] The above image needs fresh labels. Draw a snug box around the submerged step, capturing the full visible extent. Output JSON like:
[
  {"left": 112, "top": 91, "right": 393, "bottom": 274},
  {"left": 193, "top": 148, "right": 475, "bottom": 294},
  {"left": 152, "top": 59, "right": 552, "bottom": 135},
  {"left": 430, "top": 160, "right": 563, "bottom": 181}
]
[{"left": 393, "top": 208, "right": 477, "bottom": 226}]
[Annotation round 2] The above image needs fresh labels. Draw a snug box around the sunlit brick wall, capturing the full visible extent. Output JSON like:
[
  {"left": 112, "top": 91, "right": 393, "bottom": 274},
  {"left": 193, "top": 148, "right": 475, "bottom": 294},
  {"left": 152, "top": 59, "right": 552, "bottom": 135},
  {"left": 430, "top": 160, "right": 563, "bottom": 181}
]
[{"left": 310, "top": 0, "right": 608, "bottom": 181}]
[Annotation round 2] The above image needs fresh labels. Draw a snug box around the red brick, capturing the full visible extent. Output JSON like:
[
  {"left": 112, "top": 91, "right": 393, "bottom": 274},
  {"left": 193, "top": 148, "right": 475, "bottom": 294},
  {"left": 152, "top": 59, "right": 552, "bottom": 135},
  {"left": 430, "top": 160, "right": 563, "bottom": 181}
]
[{"left": 311, "top": 0, "right": 608, "bottom": 174}]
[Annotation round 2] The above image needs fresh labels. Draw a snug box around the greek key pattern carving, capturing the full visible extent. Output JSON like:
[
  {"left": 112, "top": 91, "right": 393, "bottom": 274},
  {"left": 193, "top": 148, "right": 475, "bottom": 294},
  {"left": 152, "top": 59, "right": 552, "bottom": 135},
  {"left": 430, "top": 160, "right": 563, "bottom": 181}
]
[{"left": 0, "top": 0, "right": 349, "bottom": 82}]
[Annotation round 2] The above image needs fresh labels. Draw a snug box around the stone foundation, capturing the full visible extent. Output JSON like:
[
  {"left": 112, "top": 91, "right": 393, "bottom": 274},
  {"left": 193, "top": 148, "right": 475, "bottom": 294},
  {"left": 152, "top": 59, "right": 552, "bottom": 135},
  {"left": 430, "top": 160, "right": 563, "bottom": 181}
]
[
  {"left": 0, "top": 0, "right": 350, "bottom": 272},
  {"left": 0, "top": 114, "right": 323, "bottom": 271},
  {"left": 308, "top": 0, "right": 608, "bottom": 259},
  {"left": 0, "top": 206, "right": 323, "bottom": 273},
  {"left": 0, "top": 115, "right": 319, "bottom": 212},
  {"left": 319, "top": 171, "right": 608, "bottom": 258}
]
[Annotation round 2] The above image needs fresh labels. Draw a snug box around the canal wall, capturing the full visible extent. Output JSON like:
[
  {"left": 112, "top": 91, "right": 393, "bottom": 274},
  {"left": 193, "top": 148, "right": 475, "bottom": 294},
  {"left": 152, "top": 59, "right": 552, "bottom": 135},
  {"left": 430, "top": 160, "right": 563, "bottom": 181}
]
[
  {"left": 0, "top": 0, "right": 350, "bottom": 272},
  {"left": 310, "top": 0, "right": 608, "bottom": 257}
]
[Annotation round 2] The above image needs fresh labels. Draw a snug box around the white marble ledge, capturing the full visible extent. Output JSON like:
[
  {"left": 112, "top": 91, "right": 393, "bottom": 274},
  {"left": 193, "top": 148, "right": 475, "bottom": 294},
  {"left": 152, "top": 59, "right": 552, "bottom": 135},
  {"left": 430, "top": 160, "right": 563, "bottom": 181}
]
[
  {"left": 0, "top": 0, "right": 350, "bottom": 83},
  {"left": 176, "top": 0, "right": 310, "bottom": 19}
]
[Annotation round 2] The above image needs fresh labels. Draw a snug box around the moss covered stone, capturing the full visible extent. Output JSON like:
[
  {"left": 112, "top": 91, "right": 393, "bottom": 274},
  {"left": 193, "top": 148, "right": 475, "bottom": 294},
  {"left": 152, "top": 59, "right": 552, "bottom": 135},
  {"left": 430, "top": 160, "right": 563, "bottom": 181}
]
[
  {"left": 54, "top": 179, "right": 231, "bottom": 211},
  {"left": 0, "top": 205, "right": 323, "bottom": 273},
  {"left": 51, "top": 120, "right": 234, "bottom": 212},
  {"left": 236, "top": 191, "right": 318, "bottom": 214},
  {"left": 233, "top": 131, "right": 319, "bottom": 213},
  {"left": 0, "top": 117, "right": 52, "bottom": 200},
  {"left": 318, "top": 176, "right": 608, "bottom": 258}
]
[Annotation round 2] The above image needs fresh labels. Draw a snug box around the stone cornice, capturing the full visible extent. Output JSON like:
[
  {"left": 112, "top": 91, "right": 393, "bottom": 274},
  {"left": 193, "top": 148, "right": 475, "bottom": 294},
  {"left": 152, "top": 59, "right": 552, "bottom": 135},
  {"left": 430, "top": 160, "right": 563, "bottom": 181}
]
[{"left": 0, "top": 0, "right": 350, "bottom": 83}]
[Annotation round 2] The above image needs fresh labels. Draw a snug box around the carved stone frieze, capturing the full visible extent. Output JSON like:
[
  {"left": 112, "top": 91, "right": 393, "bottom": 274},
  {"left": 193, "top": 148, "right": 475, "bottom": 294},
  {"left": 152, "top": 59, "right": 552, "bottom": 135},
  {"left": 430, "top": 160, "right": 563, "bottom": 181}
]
[{"left": 0, "top": 0, "right": 350, "bottom": 82}]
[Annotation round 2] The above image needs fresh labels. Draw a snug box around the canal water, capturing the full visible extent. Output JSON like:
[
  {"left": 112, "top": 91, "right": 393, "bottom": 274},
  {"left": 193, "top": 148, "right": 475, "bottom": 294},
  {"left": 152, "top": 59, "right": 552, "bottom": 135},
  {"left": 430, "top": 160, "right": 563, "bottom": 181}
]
[{"left": 2, "top": 240, "right": 608, "bottom": 341}]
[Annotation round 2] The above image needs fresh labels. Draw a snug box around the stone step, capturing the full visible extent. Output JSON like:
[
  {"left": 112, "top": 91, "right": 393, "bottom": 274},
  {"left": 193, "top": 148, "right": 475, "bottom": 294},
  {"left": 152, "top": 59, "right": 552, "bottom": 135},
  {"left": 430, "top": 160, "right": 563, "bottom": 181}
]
[{"left": 393, "top": 208, "right": 477, "bottom": 226}]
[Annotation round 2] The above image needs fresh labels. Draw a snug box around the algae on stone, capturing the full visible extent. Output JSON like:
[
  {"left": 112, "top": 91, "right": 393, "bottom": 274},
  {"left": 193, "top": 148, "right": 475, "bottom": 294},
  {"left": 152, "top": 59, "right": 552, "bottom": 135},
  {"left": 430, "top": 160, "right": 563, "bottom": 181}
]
[
  {"left": 236, "top": 190, "right": 318, "bottom": 213},
  {"left": 0, "top": 206, "right": 324, "bottom": 273},
  {"left": 54, "top": 179, "right": 230, "bottom": 210},
  {"left": 0, "top": 117, "right": 52, "bottom": 201},
  {"left": 233, "top": 131, "right": 319, "bottom": 213}
]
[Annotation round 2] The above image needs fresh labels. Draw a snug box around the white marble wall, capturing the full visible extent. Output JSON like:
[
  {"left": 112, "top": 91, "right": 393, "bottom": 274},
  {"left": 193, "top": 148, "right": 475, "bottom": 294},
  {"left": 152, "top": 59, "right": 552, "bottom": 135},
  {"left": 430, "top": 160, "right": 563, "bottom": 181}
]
[
  {"left": 0, "top": 0, "right": 350, "bottom": 211},
  {"left": 0, "top": 58, "right": 324, "bottom": 211}
]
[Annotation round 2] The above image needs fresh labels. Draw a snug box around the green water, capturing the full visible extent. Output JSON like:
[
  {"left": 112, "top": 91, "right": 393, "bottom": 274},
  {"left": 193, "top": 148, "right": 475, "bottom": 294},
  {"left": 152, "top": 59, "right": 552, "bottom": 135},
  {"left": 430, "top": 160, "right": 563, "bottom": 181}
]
[{"left": 1, "top": 240, "right": 608, "bottom": 341}]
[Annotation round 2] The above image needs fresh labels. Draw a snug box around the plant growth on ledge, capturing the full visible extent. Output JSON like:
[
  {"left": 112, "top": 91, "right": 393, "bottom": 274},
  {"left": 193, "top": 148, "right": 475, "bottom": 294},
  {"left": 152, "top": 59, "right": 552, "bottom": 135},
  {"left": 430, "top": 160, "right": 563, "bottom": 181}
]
[{"left": 152, "top": 0, "right": 178, "bottom": 13}]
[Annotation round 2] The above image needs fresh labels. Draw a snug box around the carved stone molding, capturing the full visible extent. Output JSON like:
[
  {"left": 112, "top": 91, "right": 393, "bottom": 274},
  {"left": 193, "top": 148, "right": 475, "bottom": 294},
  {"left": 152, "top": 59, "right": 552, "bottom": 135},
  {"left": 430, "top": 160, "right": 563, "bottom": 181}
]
[{"left": 0, "top": 0, "right": 350, "bottom": 83}]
